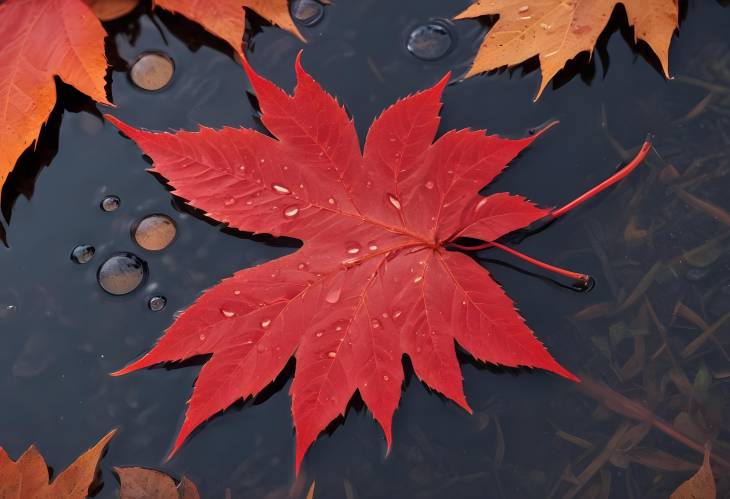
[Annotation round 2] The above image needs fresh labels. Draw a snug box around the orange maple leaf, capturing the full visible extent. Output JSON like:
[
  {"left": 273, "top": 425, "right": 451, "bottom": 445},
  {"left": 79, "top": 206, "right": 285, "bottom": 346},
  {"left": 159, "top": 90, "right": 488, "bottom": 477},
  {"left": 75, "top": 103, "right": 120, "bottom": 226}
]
[
  {"left": 455, "top": 0, "right": 679, "bottom": 99},
  {"left": 0, "top": 430, "right": 116, "bottom": 498},
  {"left": 153, "top": 0, "right": 305, "bottom": 58},
  {"left": 0, "top": 0, "right": 110, "bottom": 198}
]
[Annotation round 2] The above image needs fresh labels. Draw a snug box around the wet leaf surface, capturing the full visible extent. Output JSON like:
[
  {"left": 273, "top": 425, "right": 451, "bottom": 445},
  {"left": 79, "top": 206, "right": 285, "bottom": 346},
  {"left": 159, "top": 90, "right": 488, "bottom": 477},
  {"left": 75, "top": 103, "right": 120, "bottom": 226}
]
[{"left": 0, "top": 1, "right": 729, "bottom": 497}]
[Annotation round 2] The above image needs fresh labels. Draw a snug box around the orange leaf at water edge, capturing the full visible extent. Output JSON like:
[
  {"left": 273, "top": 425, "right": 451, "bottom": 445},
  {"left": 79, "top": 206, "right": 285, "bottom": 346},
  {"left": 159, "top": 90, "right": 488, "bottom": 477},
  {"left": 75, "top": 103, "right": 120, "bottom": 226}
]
[
  {"left": 154, "top": 0, "right": 305, "bottom": 59},
  {"left": 0, "top": 0, "right": 110, "bottom": 199},
  {"left": 0, "top": 429, "right": 116, "bottom": 498},
  {"left": 455, "top": 0, "right": 679, "bottom": 99},
  {"left": 84, "top": 0, "right": 139, "bottom": 20},
  {"left": 670, "top": 446, "right": 717, "bottom": 499},
  {"left": 115, "top": 467, "right": 200, "bottom": 499}
]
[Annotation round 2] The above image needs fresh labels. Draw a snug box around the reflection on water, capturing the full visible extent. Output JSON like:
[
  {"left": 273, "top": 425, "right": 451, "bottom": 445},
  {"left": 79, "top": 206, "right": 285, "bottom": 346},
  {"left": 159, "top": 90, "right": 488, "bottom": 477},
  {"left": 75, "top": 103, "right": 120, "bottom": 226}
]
[{"left": 0, "top": 1, "right": 728, "bottom": 498}]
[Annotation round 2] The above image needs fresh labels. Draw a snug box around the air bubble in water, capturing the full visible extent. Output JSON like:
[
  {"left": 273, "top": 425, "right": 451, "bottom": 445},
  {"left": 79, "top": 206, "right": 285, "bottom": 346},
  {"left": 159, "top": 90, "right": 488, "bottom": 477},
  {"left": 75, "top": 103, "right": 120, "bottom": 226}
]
[
  {"left": 100, "top": 195, "right": 120, "bottom": 212},
  {"left": 97, "top": 253, "right": 147, "bottom": 295},
  {"left": 290, "top": 0, "right": 324, "bottom": 26},
  {"left": 148, "top": 295, "right": 167, "bottom": 311},
  {"left": 129, "top": 52, "right": 175, "bottom": 91},
  {"left": 406, "top": 21, "right": 455, "bottom": 61},
  {"left": 132, "top": 214, "right": 177, "bottom": 251},
  {"left": 70, "top": 244, "right": 95, "bottom": 264}
]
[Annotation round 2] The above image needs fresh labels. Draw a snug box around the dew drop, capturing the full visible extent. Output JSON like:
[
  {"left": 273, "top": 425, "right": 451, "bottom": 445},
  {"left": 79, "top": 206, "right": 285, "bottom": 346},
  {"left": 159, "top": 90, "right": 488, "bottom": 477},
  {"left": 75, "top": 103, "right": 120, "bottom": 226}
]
[
  {"left": 371, "top": 319, "right": 381, "bottom": 329},
  {"left": 325, "top": 287, "right": 342, "bottom": 304},
  {"left": 297, "top": 262, "right": 309, "bottom": 271},
  {"left": 393, "top": 310, "right": 402, "bottom": 319},
  {"left": 100, "top": 195, "right": 120, "bottom": 212},
  {"left": 540, "top": 22, "right": 552, "bottom": 31},
  {"left": 346, "top": 242, "right": 361, "bottom": 255},
  {"left": 283, "top": 205, "right": 300, "bottom": 218},
  {"left": 148, "top": 295, "right": 167, "bottom": 311},
  {"left": 97, "top": 253, "right": 147, "bottom": 295},
  {"left": 474, "top": 197, "right": 488, "bottom": 212},
  {"left": 406, "top": 21, "right": 455, "bottom": 61},
  {"left": 70, "top": 244, "right": 95, "bottom": 264},
  {"left": 233, "top": 289, "right": 241, "bottom": 295},
  {"left": 224, "top": 197, "right": 236, "bottom": 206},
  {"left": 368, "top": 241, "right": 378, "bottom": 251},
  {"left": 220, "top": 308, "right": 235, "bottom": 318},
  {"left": 129, "top": 52, "right": 175, "bottom": 92},
  {"left": 261, "top": 319, "right": 272, "bottom": 328},
  {"left": 199, "top": 334, "right": 206, "bottom": 341},
  {"left": 272, "top": 183, "right": 291, "bottom": 195},
  {"left": 518, "top": 5, "right": 529, "bottom": 12},
  {"left": 425, "top": 180, "right": 435, "bottom": 190},
  {"left": 383, "top": 374, "right": 390, "bottom": 381},
  {"left": 327, "top": 351, "right": 337, "bottom": 359},
  {"left": 413, "top": 275, "right": 423, "bottom": 284},
  {"left": 132, "top": 214, "right": 177, "bottom": 251},
  {"left": 387, "top": 193, "right": 402, "bottom": 210},
  {"left": 315, "top": 330, "right": 324, "bottom": 338},
  {"left": 290, "top": 0, "right": 324, "bottom": 26}
]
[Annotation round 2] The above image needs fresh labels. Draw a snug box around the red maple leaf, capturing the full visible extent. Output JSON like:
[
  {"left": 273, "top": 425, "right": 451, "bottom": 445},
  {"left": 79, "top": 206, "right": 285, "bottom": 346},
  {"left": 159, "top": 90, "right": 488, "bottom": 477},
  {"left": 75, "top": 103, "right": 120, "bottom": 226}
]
[{"left": 106, "top": 55, "right": 649, "bottom": 471}]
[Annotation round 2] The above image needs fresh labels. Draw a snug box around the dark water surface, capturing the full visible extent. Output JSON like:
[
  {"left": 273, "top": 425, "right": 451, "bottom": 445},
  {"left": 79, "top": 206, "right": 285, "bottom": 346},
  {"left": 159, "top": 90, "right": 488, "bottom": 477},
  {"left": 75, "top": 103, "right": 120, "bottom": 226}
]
[{"left": 1, "top": 1, "right": 729, "bottom": 497}]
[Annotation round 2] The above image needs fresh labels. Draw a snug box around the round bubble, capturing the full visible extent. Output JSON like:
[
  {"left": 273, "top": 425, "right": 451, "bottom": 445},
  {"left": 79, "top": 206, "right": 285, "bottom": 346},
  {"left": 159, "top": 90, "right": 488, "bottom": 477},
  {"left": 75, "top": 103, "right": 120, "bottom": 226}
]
[
  {"left": 70, "top": 244, "right": 95, "bottom": 264},
  {"left": 406, "top": 21, "right": 455, "bottom": 61},
  {"left": 97, "top": 253, "right": 147, "bottom": 295},
  {"left": 290, "top": 0, "right": 324, "bottom": 26},
  {"left": 132, "top": 214, "right": 177, "bottom": 251},
  {"left": 129, "top": 52, "right": 175, "bottom": 91},
  {"left": 148, "top": 295, "right": 167, "bottom": 312},
  {"left": 100, "top": 195, "right": 120, "bottom": 212}
]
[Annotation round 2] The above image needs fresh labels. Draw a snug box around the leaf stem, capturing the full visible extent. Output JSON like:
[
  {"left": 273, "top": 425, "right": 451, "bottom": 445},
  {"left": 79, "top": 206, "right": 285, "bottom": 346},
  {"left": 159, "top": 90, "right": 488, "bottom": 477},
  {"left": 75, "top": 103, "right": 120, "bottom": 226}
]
[
  {"left": 450, "top": 241, "right": 590, "bottom": 285},
  {"left": 551, "top": 140, "right": 651, "bottom": 219}
]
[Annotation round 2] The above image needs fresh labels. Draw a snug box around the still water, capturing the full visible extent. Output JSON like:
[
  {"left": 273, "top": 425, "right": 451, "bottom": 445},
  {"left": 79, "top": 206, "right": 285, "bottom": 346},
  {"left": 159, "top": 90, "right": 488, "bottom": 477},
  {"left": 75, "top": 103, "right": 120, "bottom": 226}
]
[{"left": 0, "top": 1, "right": 729, "bottom": 497}]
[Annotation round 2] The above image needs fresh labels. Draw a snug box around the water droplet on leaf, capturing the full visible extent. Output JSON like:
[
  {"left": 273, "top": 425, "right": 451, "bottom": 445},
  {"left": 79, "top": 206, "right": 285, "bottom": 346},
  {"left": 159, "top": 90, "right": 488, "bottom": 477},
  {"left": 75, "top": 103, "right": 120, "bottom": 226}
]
[
  {"left": 283, "top": 205, "right": 300, "bottom": 218},
  {"left": 272, "top": 183, "right": 291, "bottom": 195},
  {"left": 387, "top": 193, "right": 402, "bottom": 210}
]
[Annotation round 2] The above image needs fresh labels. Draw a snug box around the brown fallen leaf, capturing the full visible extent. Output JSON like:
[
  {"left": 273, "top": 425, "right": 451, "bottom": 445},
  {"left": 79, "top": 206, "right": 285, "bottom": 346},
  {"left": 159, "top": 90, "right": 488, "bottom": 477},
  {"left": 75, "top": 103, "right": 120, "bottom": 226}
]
[
  {"left": 115, "top": 467, "right": 200, "bottom": 499},
  {"left": 455, "top": 0, "right": 679, "bottom": 99},
  {"left": 0, "top": 429, "right": 116, "bottom": 498},
  {"left": 670, "top": 445, "right": 716, "bottom": 499}
]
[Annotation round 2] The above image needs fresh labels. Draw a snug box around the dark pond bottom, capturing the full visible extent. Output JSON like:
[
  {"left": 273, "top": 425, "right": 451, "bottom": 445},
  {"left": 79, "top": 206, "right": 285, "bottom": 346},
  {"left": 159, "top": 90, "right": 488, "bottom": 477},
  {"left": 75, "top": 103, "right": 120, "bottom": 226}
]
[{"left": 0, "top": 1, "right": 729, "bottom": 498}]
